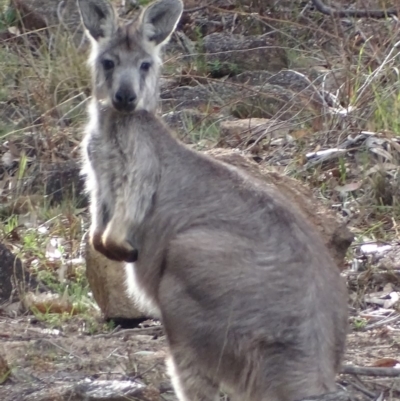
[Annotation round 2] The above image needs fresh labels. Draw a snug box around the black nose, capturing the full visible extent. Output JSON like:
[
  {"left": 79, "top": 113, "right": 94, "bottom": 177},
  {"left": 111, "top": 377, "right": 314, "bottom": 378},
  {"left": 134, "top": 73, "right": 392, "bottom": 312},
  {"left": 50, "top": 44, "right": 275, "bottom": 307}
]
[{"left": 113, "top": 87, "right": 137, "bottom": 111}]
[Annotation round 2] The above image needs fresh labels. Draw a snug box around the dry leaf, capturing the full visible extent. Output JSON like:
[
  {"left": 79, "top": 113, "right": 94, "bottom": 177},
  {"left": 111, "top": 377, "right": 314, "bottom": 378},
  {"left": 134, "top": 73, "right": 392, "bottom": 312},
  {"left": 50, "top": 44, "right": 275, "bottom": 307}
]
[
  {"left": 383, "top": 283, "right": 394, "bottom": 293},
  {"left": 334, "top": 182, "right": 362, "bottom": 193},
  {"left": 313, "top": 144, "right": 321, "bottom": 153},
  {"left": 291, "top": 129, "right": 308, "bottom": 139},
  {"left": 1, "top": 151, "right": 14, "bottom": 168},
  {"left": 7, "top": 26, "right": 20, "bottom": 36},
  {"left": 372, "top": 358, "right": 400, "bottom": 368},
  {"left": 24, "top": 292, "right": 77, "bottom": 315}
]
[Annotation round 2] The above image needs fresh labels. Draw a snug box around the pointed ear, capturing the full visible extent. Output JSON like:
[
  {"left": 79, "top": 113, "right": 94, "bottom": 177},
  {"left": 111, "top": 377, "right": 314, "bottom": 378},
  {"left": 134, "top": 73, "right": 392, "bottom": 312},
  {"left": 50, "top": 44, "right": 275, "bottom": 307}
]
[
  {"left": 140, "top": 0, "right": 183, "bottom": 47},
  {"left": 77, "top": 0, "right": 117, "bottom": 41}
]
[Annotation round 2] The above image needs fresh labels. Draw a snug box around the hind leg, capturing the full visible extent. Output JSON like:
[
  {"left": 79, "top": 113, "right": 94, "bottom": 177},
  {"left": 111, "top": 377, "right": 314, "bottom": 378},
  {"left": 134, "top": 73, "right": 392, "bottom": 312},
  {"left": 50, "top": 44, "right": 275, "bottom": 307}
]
[{"left": 166, "top": 349, "right": 219, "bottom": 401}]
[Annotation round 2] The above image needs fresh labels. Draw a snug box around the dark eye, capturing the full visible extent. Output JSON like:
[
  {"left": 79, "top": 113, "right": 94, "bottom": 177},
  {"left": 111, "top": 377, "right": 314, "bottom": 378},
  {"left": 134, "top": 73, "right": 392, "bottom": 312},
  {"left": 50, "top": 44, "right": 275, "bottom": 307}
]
[
  {"left": 140, "top": 62, "right": 151, "bottom": 72},
  {"left": 102, "top": 59, "right": 115, "bottom": 71}
]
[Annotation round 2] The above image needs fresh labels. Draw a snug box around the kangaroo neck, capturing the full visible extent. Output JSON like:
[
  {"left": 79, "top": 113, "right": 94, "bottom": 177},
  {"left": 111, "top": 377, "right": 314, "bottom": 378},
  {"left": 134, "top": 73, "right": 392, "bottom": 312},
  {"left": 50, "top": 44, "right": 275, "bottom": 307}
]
[
  {"left": 95, "top": 103, "right": 157, "bottom": 141},
  {"left": 92, "top": 100, "right": 178, "bottom": 163}
]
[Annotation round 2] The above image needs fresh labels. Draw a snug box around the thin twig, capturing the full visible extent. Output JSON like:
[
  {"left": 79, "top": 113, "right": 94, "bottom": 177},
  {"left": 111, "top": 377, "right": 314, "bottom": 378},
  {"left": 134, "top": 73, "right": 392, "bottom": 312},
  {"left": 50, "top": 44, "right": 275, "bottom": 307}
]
[
  {"left": 183, "top": 6, "right": 208, "bottom": 13},
  {"left": 107, "top": 324, "right": 122, "bottom": 336},
  {"left": 348, "top": 376, "right": 377, "bottom": 398},
  {"left": 130, "top": 362, "right": 160, "bottom": 381},
  {"left": 365, "top": 314, "right": 400, "bottom": 330},
  {"left": 42, "top": 339, "right": 84, "bottom": 361},
  {"left": 92, "top": 326, "right": 164, "bottom": 339}
]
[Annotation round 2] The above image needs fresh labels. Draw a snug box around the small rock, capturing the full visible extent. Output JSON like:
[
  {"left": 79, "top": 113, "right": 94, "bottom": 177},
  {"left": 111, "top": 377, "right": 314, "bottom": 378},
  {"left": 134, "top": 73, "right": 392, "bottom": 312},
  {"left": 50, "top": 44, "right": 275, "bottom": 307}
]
[
  {"left": 261, "top": 70, "right": 313, "bottom": 92},
  {"left": 202, "top": 33, "right": 288, "bottom": 76},
  {"left": 161, "top": 85, "right": 211, "bottom": 112},
  {"left": 230, "top": 70, "right": 276, "bottom": 86},
  {"left": 231, "top": 70, "right": 312, "bottom": 92},
  {"left": 219, "top": 118, "right": 293, "bottom": 148}
]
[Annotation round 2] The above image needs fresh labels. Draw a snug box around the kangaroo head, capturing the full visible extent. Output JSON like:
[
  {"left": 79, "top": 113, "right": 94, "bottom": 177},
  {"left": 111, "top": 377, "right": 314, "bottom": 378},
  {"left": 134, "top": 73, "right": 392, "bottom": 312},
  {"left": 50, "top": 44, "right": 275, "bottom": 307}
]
[{"left": 78, "top": 0, "right": 183, "bottom": 113}]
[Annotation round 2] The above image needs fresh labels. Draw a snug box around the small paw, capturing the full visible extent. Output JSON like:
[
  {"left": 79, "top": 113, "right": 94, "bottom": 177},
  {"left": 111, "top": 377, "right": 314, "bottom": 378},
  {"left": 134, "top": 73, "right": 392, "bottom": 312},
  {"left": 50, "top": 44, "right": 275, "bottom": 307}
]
[
  {"left": 102, "top": 234, "right": 139, "bottom": 263},
  {"left": 90, "top": 229, "right": 138, "bottom": 262},
  {"left": 90, "top": 229, "right": 105, "bottom": 254}
]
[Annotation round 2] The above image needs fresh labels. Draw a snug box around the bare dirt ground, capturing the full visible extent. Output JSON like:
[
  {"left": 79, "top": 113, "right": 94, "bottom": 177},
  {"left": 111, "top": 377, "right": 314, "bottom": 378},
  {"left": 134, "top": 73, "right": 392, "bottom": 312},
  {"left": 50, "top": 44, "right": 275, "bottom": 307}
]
[
  {"left": 0, "top": 317, "right": 170, "bottom": 400},
  {"left": 1, "top": 300, "right": 400, "bottom": 400}
]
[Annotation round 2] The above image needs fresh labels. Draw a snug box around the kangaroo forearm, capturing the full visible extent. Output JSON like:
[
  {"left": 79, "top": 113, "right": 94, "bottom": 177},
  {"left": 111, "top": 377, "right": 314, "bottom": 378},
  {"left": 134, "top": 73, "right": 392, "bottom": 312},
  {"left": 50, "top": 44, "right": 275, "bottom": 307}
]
[
  {"left": 106, "top": 181, "right": 155, "bottom": 237},
  {"left": 88, "top": 196, "right": 107, "bottom": 250}
]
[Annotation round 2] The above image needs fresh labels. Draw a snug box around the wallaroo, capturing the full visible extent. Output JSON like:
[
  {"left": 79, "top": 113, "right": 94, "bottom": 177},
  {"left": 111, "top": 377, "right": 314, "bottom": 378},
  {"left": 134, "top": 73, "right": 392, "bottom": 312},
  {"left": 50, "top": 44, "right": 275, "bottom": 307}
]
[{"left": 78, "top": 0, "right": 348, "bottom": 400}]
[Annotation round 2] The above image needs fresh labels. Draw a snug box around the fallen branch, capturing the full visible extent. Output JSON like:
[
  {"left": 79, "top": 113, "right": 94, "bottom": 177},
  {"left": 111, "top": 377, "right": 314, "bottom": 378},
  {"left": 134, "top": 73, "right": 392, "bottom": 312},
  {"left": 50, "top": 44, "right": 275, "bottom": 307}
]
[
  {"left": 342, "top": 364, "right": 400, "bottom": 377},
  {"left": 92, "top": 325, "right": 164, "bottom": 339}
]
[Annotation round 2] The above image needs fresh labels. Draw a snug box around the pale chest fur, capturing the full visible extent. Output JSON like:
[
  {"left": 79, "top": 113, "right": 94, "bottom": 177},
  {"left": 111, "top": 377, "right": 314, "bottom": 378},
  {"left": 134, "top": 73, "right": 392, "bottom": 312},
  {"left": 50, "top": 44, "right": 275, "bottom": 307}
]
[
  {"left": 124, "top": 262, "right": 162, "bottom": 318},
  {"left": 83, "top": 104, "right": 159, "bottom": 222}
]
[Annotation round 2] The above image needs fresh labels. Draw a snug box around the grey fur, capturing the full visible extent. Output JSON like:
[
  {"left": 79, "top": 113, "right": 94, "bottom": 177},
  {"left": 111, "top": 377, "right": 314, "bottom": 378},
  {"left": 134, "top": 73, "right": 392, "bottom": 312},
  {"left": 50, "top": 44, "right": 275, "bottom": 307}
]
[
  {"left": 77, "top": 0, "right": 117, "bottom": 41},
  {"left": 79, "top": 0, "right": 348, "bottom": 400},
  {"left": 140, "top": 0, "right": 184, "bottom": 45}
]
